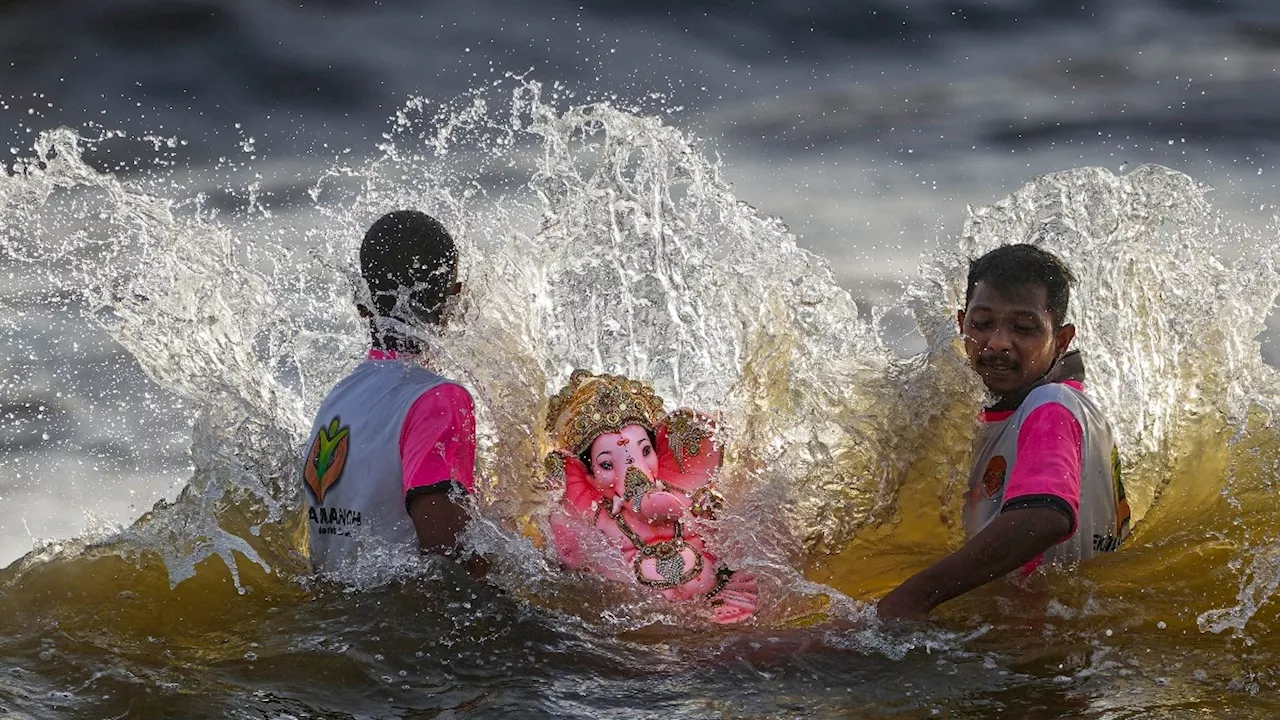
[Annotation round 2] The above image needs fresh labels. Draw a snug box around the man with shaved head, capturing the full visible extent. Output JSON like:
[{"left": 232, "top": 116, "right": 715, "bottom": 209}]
[{"left": 301, "top": 210, "right": 484, "bottom": 575}]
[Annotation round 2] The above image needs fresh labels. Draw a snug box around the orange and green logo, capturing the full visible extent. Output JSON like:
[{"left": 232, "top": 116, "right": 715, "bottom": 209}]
[
  {"left": 981, "top": 455, "right": 1007, "bottom": 499},
  {"left": 304, "top": 417, "right": 350, "bottom": 502}
]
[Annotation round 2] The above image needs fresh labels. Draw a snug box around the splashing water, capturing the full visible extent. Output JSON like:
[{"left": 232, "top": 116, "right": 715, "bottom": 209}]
[{"left": 2, "top": 81, "right": 1280, "bottom": 716}]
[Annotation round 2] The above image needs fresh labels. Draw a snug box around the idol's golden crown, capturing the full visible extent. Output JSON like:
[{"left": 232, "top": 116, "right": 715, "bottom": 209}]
[{"left": 546, "top": 370, "right": 665, "bottom": 455}]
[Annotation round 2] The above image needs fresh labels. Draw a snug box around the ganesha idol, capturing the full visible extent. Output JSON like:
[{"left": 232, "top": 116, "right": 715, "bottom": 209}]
[{"left": 543, "top": 370, "right": 758, "bottom": 624}]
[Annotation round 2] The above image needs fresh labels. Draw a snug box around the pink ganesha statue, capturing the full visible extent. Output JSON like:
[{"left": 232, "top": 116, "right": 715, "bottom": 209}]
[{"left": 544, "top": 370, "right": 758, "bottom": 624}]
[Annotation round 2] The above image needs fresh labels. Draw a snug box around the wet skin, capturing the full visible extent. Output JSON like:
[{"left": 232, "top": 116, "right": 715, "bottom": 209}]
[{"left": 958, "top": 281, "right": 1075, "bottom": 397}]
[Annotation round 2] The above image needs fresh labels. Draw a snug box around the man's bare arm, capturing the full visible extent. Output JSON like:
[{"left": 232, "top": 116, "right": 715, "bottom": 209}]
[
  {"left": 407, "top": 489, "right": 489, "bottom": 577},
  {"left": 876, "top": 507, "right": 1070, "bottom": 621}
]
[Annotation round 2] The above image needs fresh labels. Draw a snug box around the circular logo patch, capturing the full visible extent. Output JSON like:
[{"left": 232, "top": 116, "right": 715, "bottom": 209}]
[{"left": 981, "top": 455, "right": 1007, "bottom": 499}]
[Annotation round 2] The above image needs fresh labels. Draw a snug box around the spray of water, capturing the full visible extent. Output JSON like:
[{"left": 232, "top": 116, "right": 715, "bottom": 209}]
[{"left": 2, "top": 81, "right": 1279, "bottom": 648}]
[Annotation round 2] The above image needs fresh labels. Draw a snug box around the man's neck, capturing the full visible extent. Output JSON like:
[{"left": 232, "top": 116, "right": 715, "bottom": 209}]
[{"left": 369, "top": 331, "right": 423, "bottom": 356}]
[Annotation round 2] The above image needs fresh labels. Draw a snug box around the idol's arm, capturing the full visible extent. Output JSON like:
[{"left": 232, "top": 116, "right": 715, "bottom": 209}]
[{"left": 876, "top": 507, "right": 1069, "bottom": 621}]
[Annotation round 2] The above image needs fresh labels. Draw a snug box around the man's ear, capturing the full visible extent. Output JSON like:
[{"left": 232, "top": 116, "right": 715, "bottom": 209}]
[
  {"left": 1055, "top": 323, "right": 1076, "bottom": 355},
  {"left": 956, "top": 309, "right": 966, "bottom": 335}
]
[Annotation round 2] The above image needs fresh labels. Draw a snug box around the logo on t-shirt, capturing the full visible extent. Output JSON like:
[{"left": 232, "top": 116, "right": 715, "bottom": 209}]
[
  {"left": 304, "top": 416, "right": 350, "bottom": 502},
  {"left": 981, "top": 455, "right": 1007, "bottom": 499}
]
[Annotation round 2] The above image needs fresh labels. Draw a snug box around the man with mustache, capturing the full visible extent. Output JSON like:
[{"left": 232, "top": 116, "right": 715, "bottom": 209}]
[{"left": 878, "top": 244, "right": 1129, "bottom": 620}]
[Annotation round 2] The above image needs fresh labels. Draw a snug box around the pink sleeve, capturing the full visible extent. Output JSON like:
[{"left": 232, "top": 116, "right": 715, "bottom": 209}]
[
  {"left": 1004, "top": 403, "right": 1083, "bottom": 535},
  {"left": 399, "top": 383, "right": 477, "bottom": 496}
]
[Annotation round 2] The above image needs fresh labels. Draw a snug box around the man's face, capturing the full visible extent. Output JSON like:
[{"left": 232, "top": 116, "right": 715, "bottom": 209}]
[{"left": 958, "top": 281, "right": 1075, "bottom": 396}]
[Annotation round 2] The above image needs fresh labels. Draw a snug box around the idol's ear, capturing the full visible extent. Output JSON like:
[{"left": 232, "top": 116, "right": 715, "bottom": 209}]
[
  {"left": 546, "top": 451, "right": 601, "bottom": 514},
  {"left": 656, "top": 409, "right": 722, "bottom": 492}
]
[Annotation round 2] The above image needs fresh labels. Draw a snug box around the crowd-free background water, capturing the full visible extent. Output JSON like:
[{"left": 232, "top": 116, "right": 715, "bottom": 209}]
[{"left": 2, "top": 2, "right": 1280, "bottom": 718}]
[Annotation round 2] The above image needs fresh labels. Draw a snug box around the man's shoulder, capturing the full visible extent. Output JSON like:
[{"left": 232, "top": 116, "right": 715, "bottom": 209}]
[
  {"left": 1022, "top": 381, "right": 1115, "bottom": 435},
  {"left": 422, "top": 379, "right": 473, "bottom": 403},
  {"left": 328, "top": 362, "right": 466, "bottom": 414},
  {"left": 408, "top": 378, "right": 474, "bottom": 419},
  {"left": 363, "top": 359, "right": 456, "bottom": 390},
  {"left": 1021, "top": 381, "right": 1088, "bottom": 417},
  {"left": 400, "top": 362, "right": 449, "bottom": 383}
]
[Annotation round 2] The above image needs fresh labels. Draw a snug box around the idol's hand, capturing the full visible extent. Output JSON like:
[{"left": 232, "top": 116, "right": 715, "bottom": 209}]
[
  {"left": 710, "top": 572, "right": 759, "bottom": 625},
  {"left": 637, "top": 490, "right": 685, "bottom": 524}
]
